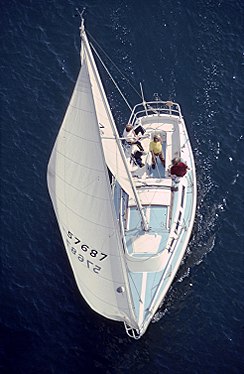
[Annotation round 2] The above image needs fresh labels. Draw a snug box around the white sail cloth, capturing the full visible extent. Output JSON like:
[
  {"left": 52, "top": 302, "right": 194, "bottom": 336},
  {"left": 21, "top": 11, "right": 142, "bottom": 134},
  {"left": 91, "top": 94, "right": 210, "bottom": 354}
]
[
  {"left": 47, "top": 51, "right": 137, "bottom": 327},
  {"left": 81, "top": 31, "right": 134, "bottom": 197}
]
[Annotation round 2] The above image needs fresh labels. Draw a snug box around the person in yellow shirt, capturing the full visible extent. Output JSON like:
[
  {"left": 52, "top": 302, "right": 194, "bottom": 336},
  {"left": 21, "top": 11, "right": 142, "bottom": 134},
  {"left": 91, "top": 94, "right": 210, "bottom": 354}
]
[{"left": 149, "top": 135, "right": 165, "bottom": 169}]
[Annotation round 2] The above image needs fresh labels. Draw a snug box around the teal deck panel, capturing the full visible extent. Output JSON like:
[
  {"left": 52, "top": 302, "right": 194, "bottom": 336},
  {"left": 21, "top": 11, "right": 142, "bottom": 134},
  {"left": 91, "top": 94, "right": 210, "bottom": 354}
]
[
  {"left": 125, "top": 208, "right": 144, "bottom": 254},
  {"left": 129, "top": 262, "right": 167, "bottom": 322},
  {"left": 149, "top": 205, "right": 168, "bottom": 231},
  {"left": 129, "top": 272, "right": 143, "bottom": 320}
]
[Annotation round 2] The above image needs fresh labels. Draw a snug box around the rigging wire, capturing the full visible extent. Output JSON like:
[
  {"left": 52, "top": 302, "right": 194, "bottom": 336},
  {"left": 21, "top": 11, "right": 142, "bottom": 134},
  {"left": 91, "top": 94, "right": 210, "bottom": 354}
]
[
  {"left": 87, "top": 30, "right": 162, "bottom": 120},
  {"left": 90, "top": 43, "right": 133, "bottom": 111},
  {"left": 87, "top": 31, "right": 142, "bottom": 99},
  {"left": 76, "top": 6, "right": 136, "bottom": 101}
]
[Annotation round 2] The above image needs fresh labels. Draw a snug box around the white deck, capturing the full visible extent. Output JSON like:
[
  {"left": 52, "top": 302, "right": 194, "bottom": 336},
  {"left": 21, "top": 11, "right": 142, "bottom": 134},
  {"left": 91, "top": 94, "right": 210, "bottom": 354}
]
[
  {"left": 117, "top": 105, "right": 197, "bottom": 338},
  {"left": 128, "top": 188, "right": 171, "bottom": 206}
]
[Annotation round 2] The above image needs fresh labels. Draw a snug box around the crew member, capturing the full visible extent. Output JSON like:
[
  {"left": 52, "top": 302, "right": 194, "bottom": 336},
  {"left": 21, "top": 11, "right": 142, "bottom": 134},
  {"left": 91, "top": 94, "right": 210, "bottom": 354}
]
[
  {"left": 149, "top": 135, "right": 165, "bottom": 169},
  {"left": 170, "top": 157, "right": 189, "bottom": 177},
  {"left": 123, "top": 124, "right": 145, "bottom": 151}
]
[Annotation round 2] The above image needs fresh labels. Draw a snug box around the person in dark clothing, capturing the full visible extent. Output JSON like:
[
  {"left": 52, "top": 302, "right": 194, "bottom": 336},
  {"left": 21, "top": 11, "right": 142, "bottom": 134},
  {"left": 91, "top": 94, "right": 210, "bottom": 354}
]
[
  {"left": 170, "top": 157, "right": 189, "bottom": 177},
  {"left": 132, "top": 150, "right": 144, "bottom": 168}
]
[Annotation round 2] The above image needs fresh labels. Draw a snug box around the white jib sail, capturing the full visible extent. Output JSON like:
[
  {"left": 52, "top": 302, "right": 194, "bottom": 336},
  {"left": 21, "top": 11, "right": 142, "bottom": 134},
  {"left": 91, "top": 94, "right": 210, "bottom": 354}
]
[{"left": 47, "top": 56, "right": 138, "bottom": 328}]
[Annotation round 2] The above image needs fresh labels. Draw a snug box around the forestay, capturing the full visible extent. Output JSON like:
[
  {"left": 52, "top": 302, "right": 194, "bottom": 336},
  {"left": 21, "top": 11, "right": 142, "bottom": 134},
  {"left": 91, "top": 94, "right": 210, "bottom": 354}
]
[{"left": 47, "top": 51, "right": 138, "bottom": 328}]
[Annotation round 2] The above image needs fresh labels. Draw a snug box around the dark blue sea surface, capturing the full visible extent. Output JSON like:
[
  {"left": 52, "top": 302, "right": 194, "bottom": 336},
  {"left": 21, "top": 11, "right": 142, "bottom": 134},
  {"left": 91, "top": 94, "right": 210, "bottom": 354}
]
[{"left": 1, "top": 0, "right": 243, "bottom": 373}]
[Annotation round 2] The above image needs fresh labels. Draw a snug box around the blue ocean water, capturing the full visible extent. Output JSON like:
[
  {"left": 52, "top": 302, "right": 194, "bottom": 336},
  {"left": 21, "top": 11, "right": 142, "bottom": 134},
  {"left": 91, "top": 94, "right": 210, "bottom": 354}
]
[{"left": 1, "top": 0, "right": 243, "bottom": 373}]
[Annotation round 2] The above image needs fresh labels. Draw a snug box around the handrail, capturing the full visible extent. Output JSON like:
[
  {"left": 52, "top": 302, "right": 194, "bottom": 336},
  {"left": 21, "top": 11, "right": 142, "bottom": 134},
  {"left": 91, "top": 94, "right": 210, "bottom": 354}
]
[
  {"left": 128, "top": 100, "right": 183, "bottom": 127},
  {"left": 124, "top": 322, "right": 141, "bottom": 339}
]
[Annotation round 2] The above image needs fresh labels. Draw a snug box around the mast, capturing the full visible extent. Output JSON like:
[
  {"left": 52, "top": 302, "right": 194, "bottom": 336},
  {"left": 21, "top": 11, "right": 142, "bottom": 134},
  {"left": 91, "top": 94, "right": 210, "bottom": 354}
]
[
  {"left": 80, "top": 18, "right": 149, "bottom": 231},
  {"left": 140, "top": 82, "right": 148, "bottom": 116}
]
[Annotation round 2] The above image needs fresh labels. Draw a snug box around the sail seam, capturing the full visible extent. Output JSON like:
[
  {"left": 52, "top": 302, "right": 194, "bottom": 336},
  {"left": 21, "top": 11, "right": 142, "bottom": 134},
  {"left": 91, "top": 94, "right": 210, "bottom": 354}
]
[
  {"left": 55, "top": 149, "right": 104, "bottom": 173},
  {"left": 68, "top": 102, "right": 95, "bottom": 114},
  {"left": 49, "top": 185, "right": 115, "bottom": 229},
  {"left": 48, "top": 169, "right": 109, "bottom": 201},
  {"left": 61, "top": 127, "right": 101, "bottom": 143}
]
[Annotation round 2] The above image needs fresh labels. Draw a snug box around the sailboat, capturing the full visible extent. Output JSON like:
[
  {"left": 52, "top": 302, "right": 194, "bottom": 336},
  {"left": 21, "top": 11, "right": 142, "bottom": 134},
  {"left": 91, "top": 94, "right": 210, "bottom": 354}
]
[{"left": 47, "top": 17, "right": 197, "bottom": 339}]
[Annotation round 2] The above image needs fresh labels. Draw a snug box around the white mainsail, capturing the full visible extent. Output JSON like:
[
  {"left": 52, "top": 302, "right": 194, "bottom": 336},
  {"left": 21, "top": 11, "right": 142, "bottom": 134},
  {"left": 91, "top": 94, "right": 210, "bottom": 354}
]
[
  {"left": 81, "top": 28, "right": 134, "bottom": 197},
  {"left": 47, "top": 45, "right": 138, "bottom": 328},
  {"left": 81, "top": 28, "right": 148, "bottom": 230}
]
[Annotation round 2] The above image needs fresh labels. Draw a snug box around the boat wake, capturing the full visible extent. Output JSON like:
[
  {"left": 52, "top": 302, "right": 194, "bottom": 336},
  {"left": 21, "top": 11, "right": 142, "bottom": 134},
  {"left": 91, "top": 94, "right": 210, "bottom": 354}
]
[{"left": 152, "top": 166, "right": 226, "bottom": 324}]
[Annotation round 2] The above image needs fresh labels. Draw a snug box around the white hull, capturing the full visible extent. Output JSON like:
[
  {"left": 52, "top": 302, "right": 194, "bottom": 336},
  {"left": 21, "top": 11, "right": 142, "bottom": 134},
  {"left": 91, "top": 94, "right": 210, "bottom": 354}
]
[{"left": 47, "top": 20, "right": 196, "bottom": 339}]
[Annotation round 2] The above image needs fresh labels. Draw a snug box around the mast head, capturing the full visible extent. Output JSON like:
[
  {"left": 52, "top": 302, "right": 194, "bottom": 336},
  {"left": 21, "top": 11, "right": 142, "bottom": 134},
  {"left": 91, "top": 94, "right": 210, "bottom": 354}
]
[{"left": 76, "top": 7, "right": 86, "bottom": 33}]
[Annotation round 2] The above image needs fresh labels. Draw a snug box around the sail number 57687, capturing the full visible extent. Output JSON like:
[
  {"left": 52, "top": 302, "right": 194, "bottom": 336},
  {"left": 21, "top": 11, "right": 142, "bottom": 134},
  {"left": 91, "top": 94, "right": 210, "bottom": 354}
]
[
  {"left": 65, "top": 230, "right": 108, "bottom": 275},
  {"left": 66, "top": 231, "right": 108, "bottom": 262}
]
